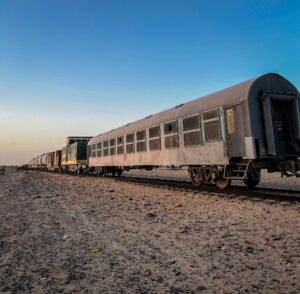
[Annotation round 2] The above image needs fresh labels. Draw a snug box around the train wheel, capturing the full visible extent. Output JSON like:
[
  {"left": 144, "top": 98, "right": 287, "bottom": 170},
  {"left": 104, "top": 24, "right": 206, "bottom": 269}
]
[
  {"left": 243, "top": 169, "right": 260, "bottom": 188},
  {"left": 214, "top": 177, "right": 231, "bottom": 189},
  {"left": 243, "top": 178, "right": 260, "bottom": 188},
  {"left": 190, "top": 171, "right": 202, "bottom": 187},
  {"left": 97, "top": 168, "right": 106, "bottom": 177}
]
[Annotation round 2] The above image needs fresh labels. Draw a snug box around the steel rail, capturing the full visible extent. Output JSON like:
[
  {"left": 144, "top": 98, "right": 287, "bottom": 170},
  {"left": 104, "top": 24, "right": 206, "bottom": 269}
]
[{"left": 113, "top": 175, "right": 300, "bottom": 204}]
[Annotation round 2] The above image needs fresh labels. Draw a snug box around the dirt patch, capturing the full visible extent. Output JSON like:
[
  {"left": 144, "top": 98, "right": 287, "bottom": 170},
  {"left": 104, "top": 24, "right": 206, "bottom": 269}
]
[{"left": 0, "top": 168, "right": 299, "bottom": 293}]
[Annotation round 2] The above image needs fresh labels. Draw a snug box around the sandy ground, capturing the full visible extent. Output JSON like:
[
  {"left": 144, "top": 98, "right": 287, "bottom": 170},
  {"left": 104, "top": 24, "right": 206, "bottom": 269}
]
[{"left": 0, "top": 168, "right": 300, "bottom": 293}]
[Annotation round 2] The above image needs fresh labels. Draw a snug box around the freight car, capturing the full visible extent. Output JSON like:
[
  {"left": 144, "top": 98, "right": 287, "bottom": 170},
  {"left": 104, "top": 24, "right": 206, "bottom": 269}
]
[
  {"left": 87, "top": 73, "right": 300, "bottom": 189},
  {"left": 46, "top": 150, "right": 62, "bottom": 172}
]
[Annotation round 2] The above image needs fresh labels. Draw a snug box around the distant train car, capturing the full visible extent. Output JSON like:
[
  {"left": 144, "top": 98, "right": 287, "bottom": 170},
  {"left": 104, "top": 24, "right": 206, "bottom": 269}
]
[
  {"left": 53, "top": 150, "right": 62, "bottom": 172},
  {"left": 28, "top": 157, "right": 37, "bottom": 169},
  {"left": 46, "top": 152, "right": 54, "bottom": 171},
  {"left": 88, "top": 73, "right": 300, "bottom": 189},
  {"left": 40, "top": 153, "right": 48, "bottom": 170},
  {"left": 61, "top": 137, "right": 92, "bottom": 173}
]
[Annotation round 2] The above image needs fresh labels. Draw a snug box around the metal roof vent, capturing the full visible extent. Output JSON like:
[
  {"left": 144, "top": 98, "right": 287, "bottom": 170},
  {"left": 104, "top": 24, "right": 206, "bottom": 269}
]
[
  {"left": 125, "top": 123, "right": 131, "bottom": 126},
  {"left": 174, "top": 103, "right": 184, "bottom": 109},
  {"left": 145, "top": 115, "right": 152, "bottom": 119}
]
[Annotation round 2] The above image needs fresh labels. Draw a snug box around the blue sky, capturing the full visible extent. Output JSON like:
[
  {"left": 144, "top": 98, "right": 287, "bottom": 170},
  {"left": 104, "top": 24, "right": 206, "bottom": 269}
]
[{"left": 1, "top": 0, "right": 300, "bottom": 164}]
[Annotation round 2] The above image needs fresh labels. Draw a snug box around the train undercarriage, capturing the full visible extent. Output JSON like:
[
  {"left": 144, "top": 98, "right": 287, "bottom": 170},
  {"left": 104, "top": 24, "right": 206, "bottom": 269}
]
[{"left": 188, "top": 157, "right": 300, "bottom": 189}]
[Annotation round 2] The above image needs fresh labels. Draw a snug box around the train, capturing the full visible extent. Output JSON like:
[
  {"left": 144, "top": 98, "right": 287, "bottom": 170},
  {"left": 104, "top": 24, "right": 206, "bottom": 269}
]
[{"left": 28, "top": 73, "right": 300, "bottom": 189}]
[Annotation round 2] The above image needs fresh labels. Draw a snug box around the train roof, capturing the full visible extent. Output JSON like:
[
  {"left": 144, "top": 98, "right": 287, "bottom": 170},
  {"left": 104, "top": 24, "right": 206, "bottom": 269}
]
[{"left": 89, "top": 73, "right": 298, "bottom": 145}]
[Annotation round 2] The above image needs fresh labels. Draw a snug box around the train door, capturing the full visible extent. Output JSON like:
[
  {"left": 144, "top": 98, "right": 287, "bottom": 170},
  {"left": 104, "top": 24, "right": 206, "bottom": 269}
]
[
  {"left": 225, "top": 104, "right": 246, "bottom": 157},
  {"left": 271, "top": 100, "right": 293, "bottom": 155},
  {"left": 262, "top": 94, "right": 300, "bottom": 156}
]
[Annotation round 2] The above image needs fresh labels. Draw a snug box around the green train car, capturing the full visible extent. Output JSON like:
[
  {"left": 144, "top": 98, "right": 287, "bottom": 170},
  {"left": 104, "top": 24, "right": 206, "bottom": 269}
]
[{"left": 60, "top": 137, "right": 92, "bottom": 173}]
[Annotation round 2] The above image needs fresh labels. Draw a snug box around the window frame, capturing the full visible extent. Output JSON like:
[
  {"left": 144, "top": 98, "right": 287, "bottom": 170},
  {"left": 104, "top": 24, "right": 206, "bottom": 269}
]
[
  {"left": 163, "top": 120, "right": 179, "bottom": 149},
  {"left": 117, "top": 136, "right": 124, "bottom": 155},
  {"left": 202, "top": 108, "right": 222, "bottom": 142},
  {"left": 182, "top": 114, "right": 202, "bottom": 147},
  {"left": 103, "top": 140, "right": 109, "bottom": 156},
  {"left": 148, "top": 125, "right": 161, "bottom": 151},
  {"left": 109, "top": 138, "right": 116, "bottom": 156},
  {"left": 136, "top": 129, "right": 146, "bottom": 153},
  {"left": 96, "top": 142, "right": 102, "bottom": 157},
  {"left": 126, "top": 133, "right": 135, "bottom": 154}
]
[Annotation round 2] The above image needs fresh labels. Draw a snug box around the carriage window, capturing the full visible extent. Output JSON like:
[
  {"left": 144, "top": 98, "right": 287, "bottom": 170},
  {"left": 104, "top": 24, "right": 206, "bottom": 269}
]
[
  {"left": 164, "top": 121, "right": 177, "bottom": 135},
  {"left": 96, "top": 142, "right": 102, "bottom": 157},
  {"left": 126, "top": 133, "right": 135, "bottom": 153},
  {"left": 87, "top": 145, "right": 91, "bottom": 157},
  {"left": 136, "top": 130, "right": 146, "bottom": 152},
  {"left": 91, "top": 144, "right": 97, "bottom": 158},
  {"left": 203, "top": 109, "right": 221, "bottom": 141},
  {"left": 110, "top": 138, "right": 115, "bottom": 156},
  {"left": 149, "top": 126, "right": 161, "bottom": 150},
  {"left": 164, "top": 121, "right": 179, "bottom": 148},
  {"left": 117, "top": 136, "right": 124, "bottom": 154},
  {"left": 226, "top": 109, "right": 235, "bottom": 135},
  {"left": 183, "top": 115, "right": 201, "bottom": 146},
  {"left": 103, "top": 140, "right": 109, "bottom": 156}
]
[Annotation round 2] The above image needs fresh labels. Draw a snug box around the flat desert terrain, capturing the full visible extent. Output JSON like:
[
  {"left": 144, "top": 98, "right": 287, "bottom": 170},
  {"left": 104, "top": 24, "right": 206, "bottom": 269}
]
[{"left": 0, "top": 168, "right": 300, "bottom": 293}]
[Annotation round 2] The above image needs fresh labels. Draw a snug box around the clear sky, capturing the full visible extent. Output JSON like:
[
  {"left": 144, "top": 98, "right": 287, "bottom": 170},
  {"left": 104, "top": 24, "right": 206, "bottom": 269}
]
[{"left": 1, "top": 0, "right": 300, "bottom": 165}]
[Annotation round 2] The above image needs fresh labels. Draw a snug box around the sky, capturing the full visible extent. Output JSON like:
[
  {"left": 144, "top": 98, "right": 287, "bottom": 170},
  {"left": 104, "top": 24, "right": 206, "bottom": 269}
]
[{"left": 1, "top": 0, "right": 300, "bottom": 165}]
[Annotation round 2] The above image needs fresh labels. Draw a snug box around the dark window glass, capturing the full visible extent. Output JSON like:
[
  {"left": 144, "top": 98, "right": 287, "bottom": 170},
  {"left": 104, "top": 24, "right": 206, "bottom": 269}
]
[
  {"left": 103, "top": 149, "right": 109, "bottom": 156},
  {"left": 97, "top": 150, "right": 102, "bottom": 157},
  {"left": 117, "top": 146, "right": 124, "bottom": 154},
  {"left": 117, "top": 136, "right": 123, "bottom": 144},
  {"left": 96, "top": 143, "right": 102, "bottom": 149},
  {"left": 126, "top": 133, "right": 134, "bottom": 143},
  {"left": 149, "top": 126, "right": 160, "bottom": 138},
  {"left": 126, "top": 143, "right": 134, "bottom": 153},
  {"left": 204, "top": 120, "right": 221, "bottom": 141},
  {"left": 149, "top": 139, "right": 161, "bottom": 150},
  {"left": 165, "top": 135, "right": 179, "bottom": 148},
  {"left": 164, "top": 121, "right": 177, "bottom": 135},
  {"left": 110, "top": 139, "right": 115, "bottom": 146},
  {"left": 92, "top": 144, "right": 96, "bottom": 150},
  {"left": 184, "top": 132, "right": 201, "bottom": 146},
  {"left": 203, "top": 109, "right": 218, "bottom": 120},
  {"left": 103, "top": 141, "right": 108, "bottom": 148},
  {"left": 183, "top": 115, "right": 200, "bottom": 131},
  {"left": 136, "top": 130, "right": 146, "bottom": 141},
  {"left": 110, "top": 147, "right": 115, "bottom": 156},
  {"left": 137, "top": 142, "right": 146, "bottom": 152}
]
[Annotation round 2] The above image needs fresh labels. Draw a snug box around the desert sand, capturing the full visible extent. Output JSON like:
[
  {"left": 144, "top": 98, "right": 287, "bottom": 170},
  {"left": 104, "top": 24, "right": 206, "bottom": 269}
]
[{"left": 0, "top": 167, "right": 299, "bottom": 293}]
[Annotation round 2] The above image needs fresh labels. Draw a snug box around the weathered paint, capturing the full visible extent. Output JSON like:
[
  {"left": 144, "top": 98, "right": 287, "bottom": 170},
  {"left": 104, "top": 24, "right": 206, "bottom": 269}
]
[
  {"left": 89, "top": 141, "right": 228, "bottom": 167},
  {"left": 244, "top": 137, "right": 256, "bottom": 159}
]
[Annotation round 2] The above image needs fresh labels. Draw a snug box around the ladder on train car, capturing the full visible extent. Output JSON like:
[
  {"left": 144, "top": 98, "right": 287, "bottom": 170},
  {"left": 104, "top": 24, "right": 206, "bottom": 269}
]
[{"left": 224, "top": 161, "right": 258, "bottom": 180}]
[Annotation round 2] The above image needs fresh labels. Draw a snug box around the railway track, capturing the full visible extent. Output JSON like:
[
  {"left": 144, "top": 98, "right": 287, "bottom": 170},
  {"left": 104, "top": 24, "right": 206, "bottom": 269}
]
[
  {"left": 27, "top": 169, "right": 300, "bottom": 204},
  {"left": 113, "top": 175, "right": 300, "bottom": 204}
]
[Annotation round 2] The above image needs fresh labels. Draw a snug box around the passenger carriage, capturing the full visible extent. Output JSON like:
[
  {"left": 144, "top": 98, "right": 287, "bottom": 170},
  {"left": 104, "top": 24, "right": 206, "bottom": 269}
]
[{"left": 87, "top": 73, "right": 300, "bottom": 189}]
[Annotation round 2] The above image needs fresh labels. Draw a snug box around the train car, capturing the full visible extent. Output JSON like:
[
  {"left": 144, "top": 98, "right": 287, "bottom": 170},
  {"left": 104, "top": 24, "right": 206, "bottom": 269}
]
[
  {"left": 53, "top": 150, "right": 62, "bottom": 172},
  {"left": 40, "top": 153, "right": 48, "bottom": 170},
  {"left": 28, "top": 157, "right": 37, "bottom": 169},
  {"left": 61, "top": 137, "right": 92, "bottom": 173},
  {"left": 87, "top": 73, "right": 300, "bottom": 189},
  {"left": 46, "top": 152, "right": 54, "bottom": 170}
]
